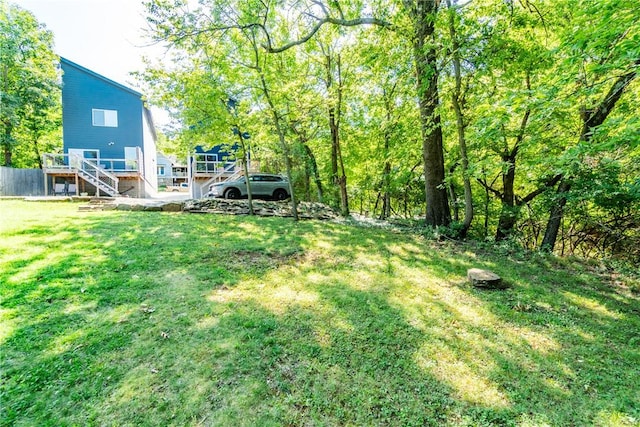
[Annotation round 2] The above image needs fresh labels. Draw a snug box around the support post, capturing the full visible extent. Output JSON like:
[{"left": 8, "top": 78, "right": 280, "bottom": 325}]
[{"left": 96, "top": 169, "right": 100, "bottom": 197}]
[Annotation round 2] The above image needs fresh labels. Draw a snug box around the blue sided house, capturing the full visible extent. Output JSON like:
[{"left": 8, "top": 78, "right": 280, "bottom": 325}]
[
  {"left": 43, "top": 57, "right": 157, "bottom": 197},
  {"left": 190, "top": 144, "right": 260, "bottom": 198}
]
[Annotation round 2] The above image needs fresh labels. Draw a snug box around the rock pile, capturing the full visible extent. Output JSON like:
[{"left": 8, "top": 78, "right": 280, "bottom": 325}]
[
  {"left": 183, "top": 199, "right": 337, "bottom": 220},
  {"left": 77, "top": 197, "right": 338, "bottom": 220}
]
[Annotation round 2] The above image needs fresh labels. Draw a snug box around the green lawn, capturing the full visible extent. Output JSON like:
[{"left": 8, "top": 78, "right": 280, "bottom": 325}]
[{"left": 1, "top": 200, "right": 639, "bottom": 426}]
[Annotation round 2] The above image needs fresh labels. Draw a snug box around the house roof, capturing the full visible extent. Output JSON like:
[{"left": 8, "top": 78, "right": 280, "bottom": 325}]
[{"left": 60, "top": 57, "right": 143, "bottom": 98}]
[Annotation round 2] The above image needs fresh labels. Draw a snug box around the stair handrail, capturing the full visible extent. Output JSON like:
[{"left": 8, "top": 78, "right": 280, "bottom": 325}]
[
  {"left": 199, "top": 161, "right": 239, "bottom": 195},
  {"left": 72, "top": 154, "right": 119, "bottom": 196},
  {"left": 79, "top": 157, "right": 119, "bottom": 183}
]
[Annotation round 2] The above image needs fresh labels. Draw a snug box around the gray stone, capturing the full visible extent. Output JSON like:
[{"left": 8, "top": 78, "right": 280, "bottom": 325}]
[
  {"left": 468, "top": 268, "right": 506, "bottom": 289},
  {"left": 182, "top": 198, "right": 337, "bottom": 220},
  {"left": 162, "top": 202, "right": 183, "bottom": 212}
]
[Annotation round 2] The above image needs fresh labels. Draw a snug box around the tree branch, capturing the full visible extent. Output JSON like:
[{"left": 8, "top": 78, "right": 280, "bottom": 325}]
[
  {"left": 581, "top": 59, "right": 639, "bottom": 140},
  {"left": 264, "top": 17, "right": 392, "bottom": 53},
  {"left": 477, "top": 177, "right": 503, "bottom": 199},
  {"left": 517, "top": 173, "right": 563, "bottom": 205}
]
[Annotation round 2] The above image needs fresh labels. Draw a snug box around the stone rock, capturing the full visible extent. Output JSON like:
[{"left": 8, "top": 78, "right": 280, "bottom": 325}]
[
  {"left": 182, "top": 199, "right": 337, "bottom": 220},
  {"left": 162, "top": 202, "right": 183, "bottom": 212},
  {"left": 78, "top": 197, "right": 336, "bottom": 220},
  {"left": 468, "top": 268, "right": 506, "bottom": 289}
]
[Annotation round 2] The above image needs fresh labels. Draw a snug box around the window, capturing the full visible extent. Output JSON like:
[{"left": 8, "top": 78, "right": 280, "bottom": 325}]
[
  {"left": 92, "top": 109, "right": 118, "bottom": 127},
  {"left": 158, "top": 165, "right": 165, "bottom": 176}
]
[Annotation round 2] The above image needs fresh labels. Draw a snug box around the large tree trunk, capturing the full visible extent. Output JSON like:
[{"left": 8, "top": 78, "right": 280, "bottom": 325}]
[
  {"left": 541, "top": 64, "right": 637, "bottom": 252},
  {"left": 411, "top": 0, "right": 450, "bottom": 227},
  {"left": 541, "top": 179, "right": 571, "bottom": 250},
  {"left": 447, "top": 0, "right": 473, "bottom": 237},
  {"left": 32, "top": 136, "right": 43, "bottom": 169},
  {"left": 495, "top": 153, "right": 517, "bottom": 241},
  {"left": 2, "top": 122, "right": 13, "bottom": 167},
  {"left": 236, "top": 130, "right": 254, "bottom": 215},
  {"left": 328, "top": 106, "right": 349, "bottom": 216},
  {"left": 2, "top": 144, "right": 11, "bottom": 167}
]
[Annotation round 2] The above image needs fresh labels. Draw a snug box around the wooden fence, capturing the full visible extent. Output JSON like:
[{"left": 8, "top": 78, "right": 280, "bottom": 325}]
[{"left": 0, "top": 167, "right": 46, "bottom": 196}]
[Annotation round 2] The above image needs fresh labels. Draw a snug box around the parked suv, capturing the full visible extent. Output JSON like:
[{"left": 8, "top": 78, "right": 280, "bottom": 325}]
[{"left": 207, "top": 174, "right": 290, "bottom": 200}]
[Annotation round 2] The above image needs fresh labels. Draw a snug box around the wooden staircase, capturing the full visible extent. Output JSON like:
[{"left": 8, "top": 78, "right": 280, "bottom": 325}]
[{"left": 75, "top": 156, "right": 120, "bottom": 196}]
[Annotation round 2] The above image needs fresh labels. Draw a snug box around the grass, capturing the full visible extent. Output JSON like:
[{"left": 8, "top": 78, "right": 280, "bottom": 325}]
[{"left": 1, "top": 199, "right": 639, "bottom": 426}]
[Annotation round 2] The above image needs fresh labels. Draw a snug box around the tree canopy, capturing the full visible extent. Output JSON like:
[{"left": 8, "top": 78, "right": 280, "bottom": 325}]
[
  {"left": 140, "top": 0, "right": 639, "bottom": 260},
  {"left": 1, "top": 1, "right": 61, "bottom": 168}
]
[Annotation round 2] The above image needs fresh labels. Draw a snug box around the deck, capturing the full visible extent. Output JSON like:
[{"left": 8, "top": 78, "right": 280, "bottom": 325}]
[{"left": 43, "top": 153, "right": 145, "bottom": 197}]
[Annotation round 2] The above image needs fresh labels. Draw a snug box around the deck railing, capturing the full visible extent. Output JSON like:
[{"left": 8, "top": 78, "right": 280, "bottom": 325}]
[
  {"left": 43, "top": 153, "right": 72, "bottom": 170},
  {"left": 193, "top": 159, "right": 237, "bottom": 174},
  {"left": 43, "top": 153, "right": 140, "bottom": 173}
]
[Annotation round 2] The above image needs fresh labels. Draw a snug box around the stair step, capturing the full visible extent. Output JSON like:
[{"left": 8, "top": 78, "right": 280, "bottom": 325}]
[{"left": 75, "top": 165, "right": 120, "bottom": 197}]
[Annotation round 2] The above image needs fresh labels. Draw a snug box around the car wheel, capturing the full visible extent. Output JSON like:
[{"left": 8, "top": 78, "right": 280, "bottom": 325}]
[
  {"left": 225, "top": 188, "right": 241, "bottom": 199},
  {"left": 273, "top": 189, "right": 288, "bottom": 200}
]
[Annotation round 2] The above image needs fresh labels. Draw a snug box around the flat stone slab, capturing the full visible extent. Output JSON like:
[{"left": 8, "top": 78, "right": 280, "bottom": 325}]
[{"left": 468, "top": 268, "right": 507, "bottom": 289}]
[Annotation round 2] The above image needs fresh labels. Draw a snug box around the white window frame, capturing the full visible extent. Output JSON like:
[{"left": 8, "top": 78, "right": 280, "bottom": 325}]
[{"left": 92, "top": 109, "right": 118, "bottom": 127}]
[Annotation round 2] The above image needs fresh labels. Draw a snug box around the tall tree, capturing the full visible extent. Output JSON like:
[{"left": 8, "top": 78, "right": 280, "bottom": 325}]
[
  {"left": 461, "top": 0, "right": 570, "bottom": 241},
  {"left": 263, "top": 1, "right": 452, "bottom": 226},
  {"left": 406, "top": 0, "right": 451, "bottom": 226},
  {"left": 0, "top": 2, "right": 61, "bottom": 167},
  {"left": 541, "top": 64, "right": 638, "bottom": 250},
  {"left": 541, "top": 0, "right": 639, "bottom": 251},
  {"left": 318, "top": 41, "right": 349, "bottom": 215},
  {"left": 444, "top": 0, "right": 473, "bottom": 236}
]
